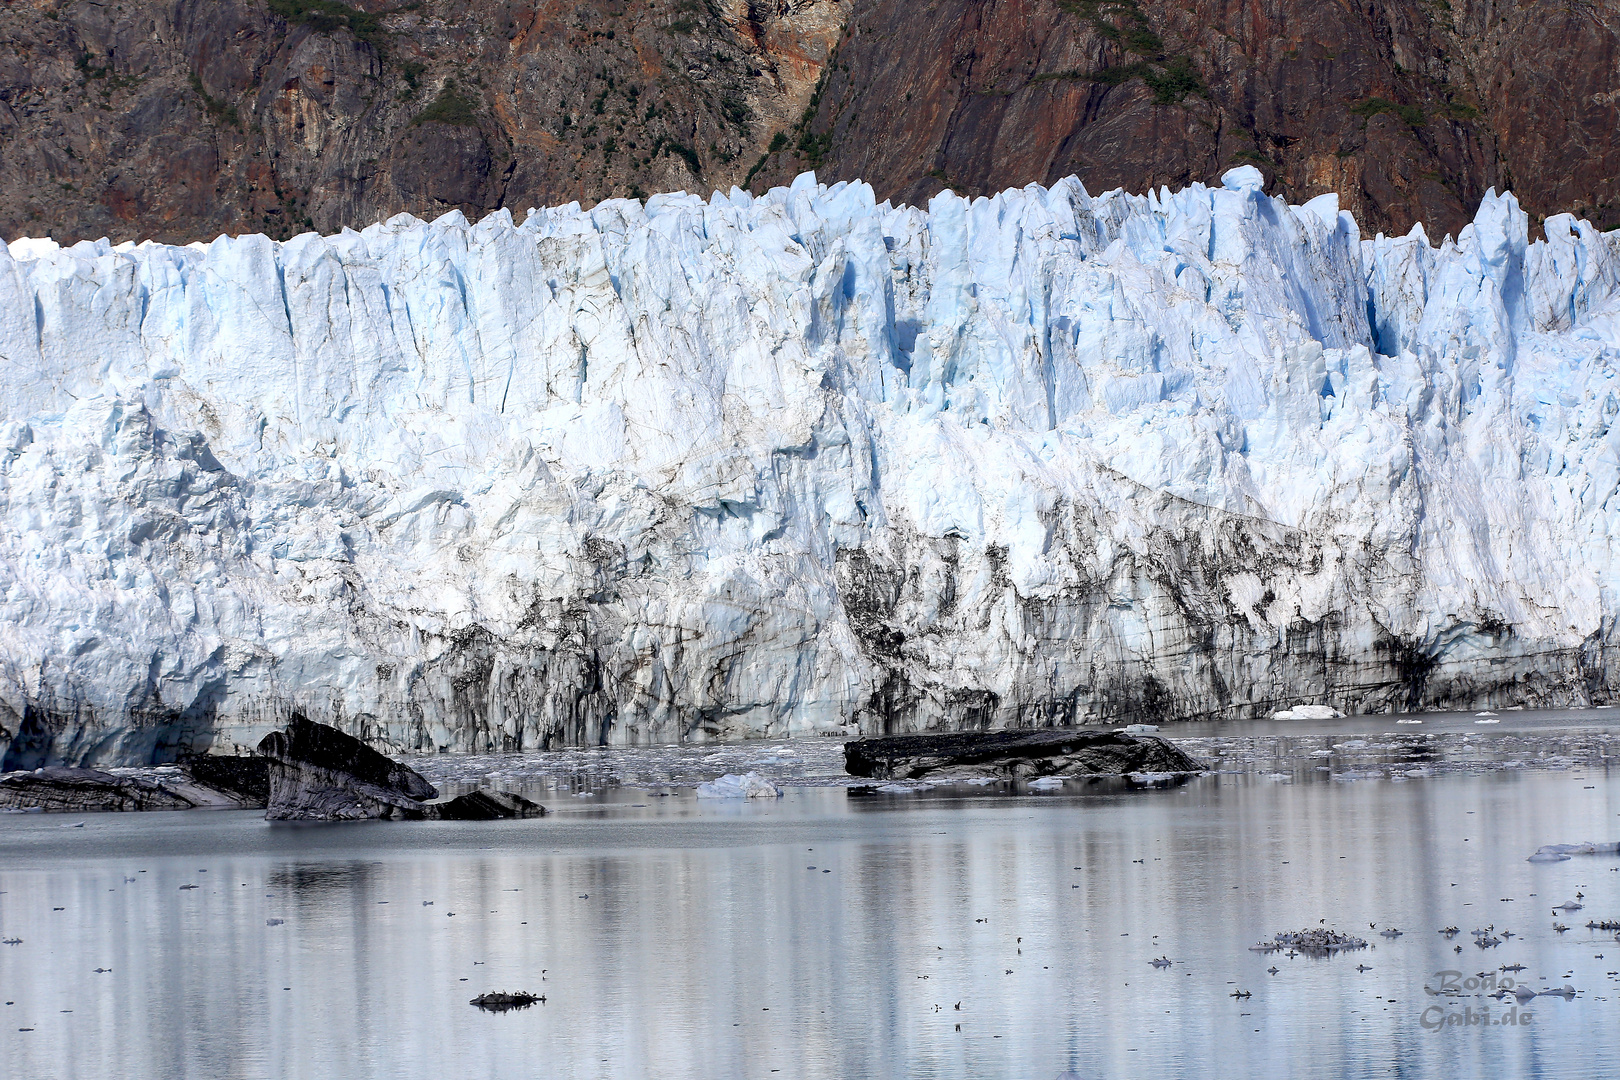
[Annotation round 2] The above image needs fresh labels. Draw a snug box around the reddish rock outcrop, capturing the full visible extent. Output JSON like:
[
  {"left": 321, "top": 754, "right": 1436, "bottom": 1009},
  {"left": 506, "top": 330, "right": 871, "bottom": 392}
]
[
  {"left": 0, "top": 0, "right": 845, "bottom": 243},
  {"left": 750, "top": 0, "right": 1620, "bottom": 239},
  {"left": 1, "top": 0, "right": 1617, "bottom": 243}
]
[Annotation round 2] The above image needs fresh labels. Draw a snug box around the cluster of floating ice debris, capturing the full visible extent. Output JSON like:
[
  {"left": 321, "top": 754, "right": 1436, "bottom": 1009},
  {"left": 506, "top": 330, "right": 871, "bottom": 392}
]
[
  {"left": 94, "top": 720, "right": 1619, "bottom": 797},
  {"left": 399, "top": 739, "right": 851, "bottom": 795},
  {"left": 1179, "top": 728, "right": 1619, "bottom": 783},
  {"left": 386, "top": 723, "right": 1620, "bottom": 794},
  {"left": 1250, "top": 929, "right": 1370, "bottom": 956}
]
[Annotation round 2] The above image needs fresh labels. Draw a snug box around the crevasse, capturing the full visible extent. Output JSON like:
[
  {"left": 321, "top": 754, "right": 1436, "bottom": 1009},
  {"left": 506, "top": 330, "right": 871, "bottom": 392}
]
[{"left": 3, "top": 166, "right": 1619, "bottom": 765}]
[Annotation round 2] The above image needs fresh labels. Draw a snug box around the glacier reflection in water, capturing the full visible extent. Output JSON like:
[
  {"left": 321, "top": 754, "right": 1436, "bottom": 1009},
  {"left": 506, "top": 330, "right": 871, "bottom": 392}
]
[{"left": 1, "top": 766, "right": 1618, "bottom": 1079}]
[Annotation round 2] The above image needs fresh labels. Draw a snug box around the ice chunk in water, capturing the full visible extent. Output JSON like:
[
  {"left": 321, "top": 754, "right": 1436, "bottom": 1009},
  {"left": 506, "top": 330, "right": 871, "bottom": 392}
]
[
  {"left": 695, "top": 773, "right": 782, "bottom": 799},
  {"left": 1273, "top": 705, "right": 1344, "bottom": 720}
]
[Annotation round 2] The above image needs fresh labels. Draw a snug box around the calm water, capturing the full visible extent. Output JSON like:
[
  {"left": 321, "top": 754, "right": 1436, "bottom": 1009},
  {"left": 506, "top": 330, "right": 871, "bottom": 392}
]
[{"left": 2, "top": 730, "right": 1619, "bottom": 1078}]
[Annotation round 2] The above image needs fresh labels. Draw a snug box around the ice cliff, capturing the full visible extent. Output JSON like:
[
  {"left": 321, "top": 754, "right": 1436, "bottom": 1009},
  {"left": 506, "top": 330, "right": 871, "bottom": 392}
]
[{"left": 4, "top": 166, "right": 1620, "bottom": 765}]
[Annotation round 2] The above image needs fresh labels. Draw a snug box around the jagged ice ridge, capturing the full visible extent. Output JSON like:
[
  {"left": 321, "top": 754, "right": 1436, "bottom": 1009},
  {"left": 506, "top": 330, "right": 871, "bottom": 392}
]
[{"left": 3, "top": 166, "right": 1619, "bottom": 765}]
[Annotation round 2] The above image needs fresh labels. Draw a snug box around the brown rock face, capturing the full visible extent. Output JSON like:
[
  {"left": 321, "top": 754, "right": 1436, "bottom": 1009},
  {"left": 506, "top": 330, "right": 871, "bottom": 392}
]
[
  {"left": 0, "top": 0, "right": 1617, "bottom": 244},
  {"left": 0, "top": 0, "right": 846, "bottom": 243},
  {"left": 749, "top": 0, "right": 1620, "bottom": 239}
]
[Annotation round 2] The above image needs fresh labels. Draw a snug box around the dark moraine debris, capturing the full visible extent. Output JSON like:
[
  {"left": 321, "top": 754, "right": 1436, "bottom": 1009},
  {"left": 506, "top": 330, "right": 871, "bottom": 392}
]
[
  {"left": 470, "top": 991, "right": 544, "bottom": 1011},
  {"left": 431, "top": 790, "right": 547, "bottom": 821},
  {"left": 843, "top": 728, "right": 1204, "bottom": 782},
  {"left": 0, "top": 766, "right": 197, "bottom": 813},
  {"left": 179, "top": 755, "right": 271, "bottom": 807},
  {"left": 257, "top": 714, "right": 544, "bottom": 821}
]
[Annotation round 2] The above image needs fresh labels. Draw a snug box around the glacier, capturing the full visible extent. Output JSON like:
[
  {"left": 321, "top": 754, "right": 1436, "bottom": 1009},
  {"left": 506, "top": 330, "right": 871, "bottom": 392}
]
[{"left": 4, "top": 164, "right": 1620, "bottom": 766}]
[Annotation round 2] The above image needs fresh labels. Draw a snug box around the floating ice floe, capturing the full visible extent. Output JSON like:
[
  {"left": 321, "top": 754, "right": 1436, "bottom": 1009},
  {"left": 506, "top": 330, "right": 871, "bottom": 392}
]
[
  {"left": 1027, "top": 777, "right": 1066, "bottom": 791},
  {"left": 1119, "top": 724, "right": 1159, "bottom": 734},
  {"left": 1126, "top": 771, "right": 1183, "bottom": 786},
  {"left": 1395, "top": 719, "right": 1423, "bottom": 725},
  {"left": 1272, "top": 705, "right": 1344, "bottom": 721},
  {"left": 1527, "top": 841, "right": 1620, "bottom": 862},
  {"left": 695, "top": 772, "right": 782, "bottom": 799}
]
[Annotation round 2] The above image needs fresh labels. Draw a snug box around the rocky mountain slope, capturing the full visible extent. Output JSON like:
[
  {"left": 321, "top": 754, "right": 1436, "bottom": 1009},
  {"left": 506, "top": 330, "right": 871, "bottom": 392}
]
[
  {"left": 0, "top": 0, "right": 846, "bottom": 243},
  {"left": 2, "top": 167, "right": 1619, "bottom": 764},
  {"left": 3, "top": 0, "right": 1619, "bottom": 244},
  {"left": 751, "top": 0, "right": 1620, "bottom": 241}
]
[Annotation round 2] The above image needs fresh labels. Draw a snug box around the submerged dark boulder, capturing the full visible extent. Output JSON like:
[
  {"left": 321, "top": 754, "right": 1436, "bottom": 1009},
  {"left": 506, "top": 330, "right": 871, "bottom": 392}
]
[
  {"left": 257, "top": 714, "right": 544, "bottom": 821},
  {"left": 431, "top": 790, "right": 547, "bottom": 821},
  {"left": 844, "top": 728, "right": 1204, "bottom": 782},
  {"left": 0, "top": 766, "right": 197, "bottom": 813}
]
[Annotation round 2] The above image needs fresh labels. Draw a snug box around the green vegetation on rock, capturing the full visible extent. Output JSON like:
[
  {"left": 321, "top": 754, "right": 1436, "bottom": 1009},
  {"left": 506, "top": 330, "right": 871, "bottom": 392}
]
[
  {"left": 411, "top": 82, "right": 479, "bottom": 127},
  {"left": 1349, "top": 97, "right": 1426, "bottom": 126}
]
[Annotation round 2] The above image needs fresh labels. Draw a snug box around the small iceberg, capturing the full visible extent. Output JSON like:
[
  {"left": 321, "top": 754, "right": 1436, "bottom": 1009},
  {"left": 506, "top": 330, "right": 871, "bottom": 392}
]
[
  {"left": 1272, "top": 704, "right": 1343, "bottom": 721},
  {"left": 695, "top": 773, "right": 782, "bottom": 799},
  {"left": 1475, "top": 711, "right": 1498, "bottom": 717},
  {"left": 1119, "top": 724, "right": 1159, "bottom": 734},
  {"left": 1395, "top": 718, "right": 1423, "bottom": 724},
  {"left": 1028, "top": 776, "right": 1065, "bottom": 791},
  {"left": 1527, "top": 841, "right": 1619, "bottom": 862}
]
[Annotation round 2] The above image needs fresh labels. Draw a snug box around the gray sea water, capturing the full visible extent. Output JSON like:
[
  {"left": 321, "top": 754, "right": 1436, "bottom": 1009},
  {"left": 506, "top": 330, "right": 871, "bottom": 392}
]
[{"left": 2, "top": 709, "right": 1618, "bottom": 1079}]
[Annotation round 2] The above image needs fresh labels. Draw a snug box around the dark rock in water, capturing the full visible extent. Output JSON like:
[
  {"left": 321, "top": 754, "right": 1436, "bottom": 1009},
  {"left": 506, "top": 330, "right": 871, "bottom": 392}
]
[
  {"left": 843, "top": 728, "right": 1204, "bottom": 782},
  {"left": 431, "top": 790, "right": 547, "bottom": 821},
  {"left": 0, "top": 767, "right": 195, "bottom": 813},
  {"left": 179, "top": 756, "right": 271, "bottom": 808},
  {"left": 257, "top": 714, "right": 544, "bottom": 821},
  {"left": 470, "top": 992, "right": 544, "bottom": 1011},
  {"left": 259, "top": 714, "right": 440, "bottom": 821},
  {"left": 261, "top": 716, "right": 436, "bottom": 802}
]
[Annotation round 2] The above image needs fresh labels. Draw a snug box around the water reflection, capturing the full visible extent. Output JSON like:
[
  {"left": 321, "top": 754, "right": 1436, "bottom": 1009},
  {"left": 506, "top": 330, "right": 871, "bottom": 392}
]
[{"left": 0, "top": 768, "right": 1616, "bottom": 1079}]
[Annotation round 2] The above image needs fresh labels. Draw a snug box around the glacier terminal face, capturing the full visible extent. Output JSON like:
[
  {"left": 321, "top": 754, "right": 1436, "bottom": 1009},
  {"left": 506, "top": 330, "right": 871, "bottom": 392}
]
[{"left": 3, "top": 171, "right": 1620, "bottom": 764}]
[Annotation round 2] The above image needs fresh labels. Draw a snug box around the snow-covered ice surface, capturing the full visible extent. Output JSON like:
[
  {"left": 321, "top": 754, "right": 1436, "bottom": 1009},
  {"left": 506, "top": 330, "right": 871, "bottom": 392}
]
[{"left": 7, "top": 166, "right": 1620, "bottom": 765}]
